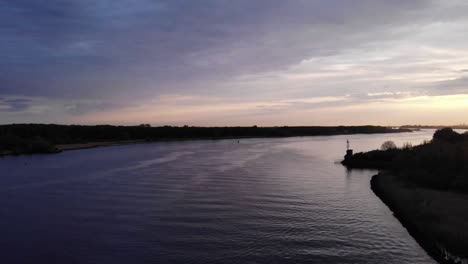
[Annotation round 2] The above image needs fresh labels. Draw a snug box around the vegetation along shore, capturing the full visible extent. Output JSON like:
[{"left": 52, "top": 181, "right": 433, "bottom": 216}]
[
  {"left": 343, "top": 128, "right": 468, "bottom": 264},
  {"left": 0, "top": 124, "right": 410, "bottom": 156}
]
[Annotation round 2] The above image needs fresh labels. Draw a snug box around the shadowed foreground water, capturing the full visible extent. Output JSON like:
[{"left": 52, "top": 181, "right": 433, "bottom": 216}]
[{"left": 0, "top": 131, "right": 438, "bottom": 263}]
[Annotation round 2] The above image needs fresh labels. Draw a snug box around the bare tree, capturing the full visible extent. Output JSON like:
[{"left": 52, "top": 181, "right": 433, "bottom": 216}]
[{"left": 381, "top": 141, "right": 397, "bottom": 150}]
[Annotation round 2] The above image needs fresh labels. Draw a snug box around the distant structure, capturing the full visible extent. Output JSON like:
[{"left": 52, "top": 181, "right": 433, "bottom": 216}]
[{"left": 344, "top": 139, "right": 353, "bottom": 161}]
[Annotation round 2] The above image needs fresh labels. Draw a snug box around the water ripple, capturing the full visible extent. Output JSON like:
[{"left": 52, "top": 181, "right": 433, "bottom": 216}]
[{"left": 0, "top": 131, "right": 438, "bottom": 263}]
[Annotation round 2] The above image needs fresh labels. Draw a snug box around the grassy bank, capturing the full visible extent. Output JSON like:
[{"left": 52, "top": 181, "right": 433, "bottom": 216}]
[{"left": 371, "top": 173, "right": 468, "bottom": 263}]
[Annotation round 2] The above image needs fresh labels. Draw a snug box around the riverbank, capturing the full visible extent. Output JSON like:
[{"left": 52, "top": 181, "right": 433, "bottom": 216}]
[
  {"left": 0, "top": 124, "right": 412, "bottom": 156},
  {"left": 342, "top": 128, "right": 468, "bottom": 263},
  {"left": 371, "top": 173, "right": 468, "bottom": 264},
  {"left": 55, "top": 140, "right": 148, "bottom": 152},
  {"left": 1, "top": 133, "right": 409, "bottom": 157}
]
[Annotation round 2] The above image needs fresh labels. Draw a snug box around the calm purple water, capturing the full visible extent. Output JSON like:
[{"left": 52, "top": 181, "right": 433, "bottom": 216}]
[{"left": 0, "top": 130, "right": 438, "bottom": 263}]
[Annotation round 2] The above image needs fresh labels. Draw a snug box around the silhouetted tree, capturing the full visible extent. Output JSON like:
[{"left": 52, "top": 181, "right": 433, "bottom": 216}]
[
  {"left": 381, "top": 141, "right": 397, "bottom": 150},
  {"left": 433, "top": 128, "right": 461, "bottom": 143}
]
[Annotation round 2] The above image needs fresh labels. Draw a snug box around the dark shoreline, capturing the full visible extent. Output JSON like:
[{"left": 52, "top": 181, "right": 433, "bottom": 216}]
[
  {"left": 371, "top": 173, "right": 468, "bottom": 264},
  {"left": 341, "top": 128, "right": 468, "bottom": 264},
  {"left": 0, "top": 126, "right": 412, "bottom": 157},
  {"left": 0, "top": 133, "right": 400, "bottom": 157}
]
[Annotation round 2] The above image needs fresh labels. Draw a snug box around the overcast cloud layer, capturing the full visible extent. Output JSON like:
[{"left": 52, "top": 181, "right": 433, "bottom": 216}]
[{"left": 2, "top": 0, "right": 468, "bottom": 125}]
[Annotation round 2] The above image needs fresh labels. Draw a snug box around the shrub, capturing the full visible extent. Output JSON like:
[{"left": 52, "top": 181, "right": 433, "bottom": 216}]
[
  {"left": 29, "top": 137, "right": 57, "bottom": 153},
  {"left": 403, "top": 142, "right": 413, "bottom": 150},
  {"left": 433, "top": 128, "right": 461, "bottom": 143}
]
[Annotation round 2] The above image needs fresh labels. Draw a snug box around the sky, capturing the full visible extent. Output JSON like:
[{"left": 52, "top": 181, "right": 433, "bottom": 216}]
[{"left": 2, "top": 0, "right": 468, "bottom": 126}]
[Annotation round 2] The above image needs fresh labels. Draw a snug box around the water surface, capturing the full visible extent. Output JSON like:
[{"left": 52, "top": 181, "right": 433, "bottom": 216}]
[{"left": 0, "top": 130, "right": 438, "bottom": 263}]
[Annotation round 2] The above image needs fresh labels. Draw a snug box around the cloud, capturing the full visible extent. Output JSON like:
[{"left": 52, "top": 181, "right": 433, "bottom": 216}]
[
  {"left": 2, "top": 1, "right": 468, "bottom": 124},
  {"left": 0, "top": 95, "right": 139, "bottom": 125},
  {"left": 428, "top": 76, "right": 468, "bottom": 95},
  {"left": 0, "top": 0, "right": 437, "bottom": 99},
  {"left": 63, "top": 101, "right": 135, "bottom": 115},
  {"left": 0, "top": 98, "right": 33, "bottom": 112}
]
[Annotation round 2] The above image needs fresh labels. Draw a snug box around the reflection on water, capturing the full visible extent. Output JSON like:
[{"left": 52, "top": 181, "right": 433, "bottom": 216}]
[{"left": 0, "top": 130, "right": 438, "bottom": 263}]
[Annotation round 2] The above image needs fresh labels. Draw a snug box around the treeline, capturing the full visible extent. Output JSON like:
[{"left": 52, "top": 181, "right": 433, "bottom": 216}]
[
  {"left": 0, "top": 124, "right": 409, "bottom": 155},
  {"left": 401, "top": 124, "right": 468, "bottom": 130},
  {"left": 343, "top": 128, "right": 468, "bottom": 192}
]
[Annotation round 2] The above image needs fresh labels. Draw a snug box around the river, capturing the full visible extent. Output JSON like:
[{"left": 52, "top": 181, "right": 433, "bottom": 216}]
[{"left": 0, "top": 130, "right": 439, "bottom": 263}]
